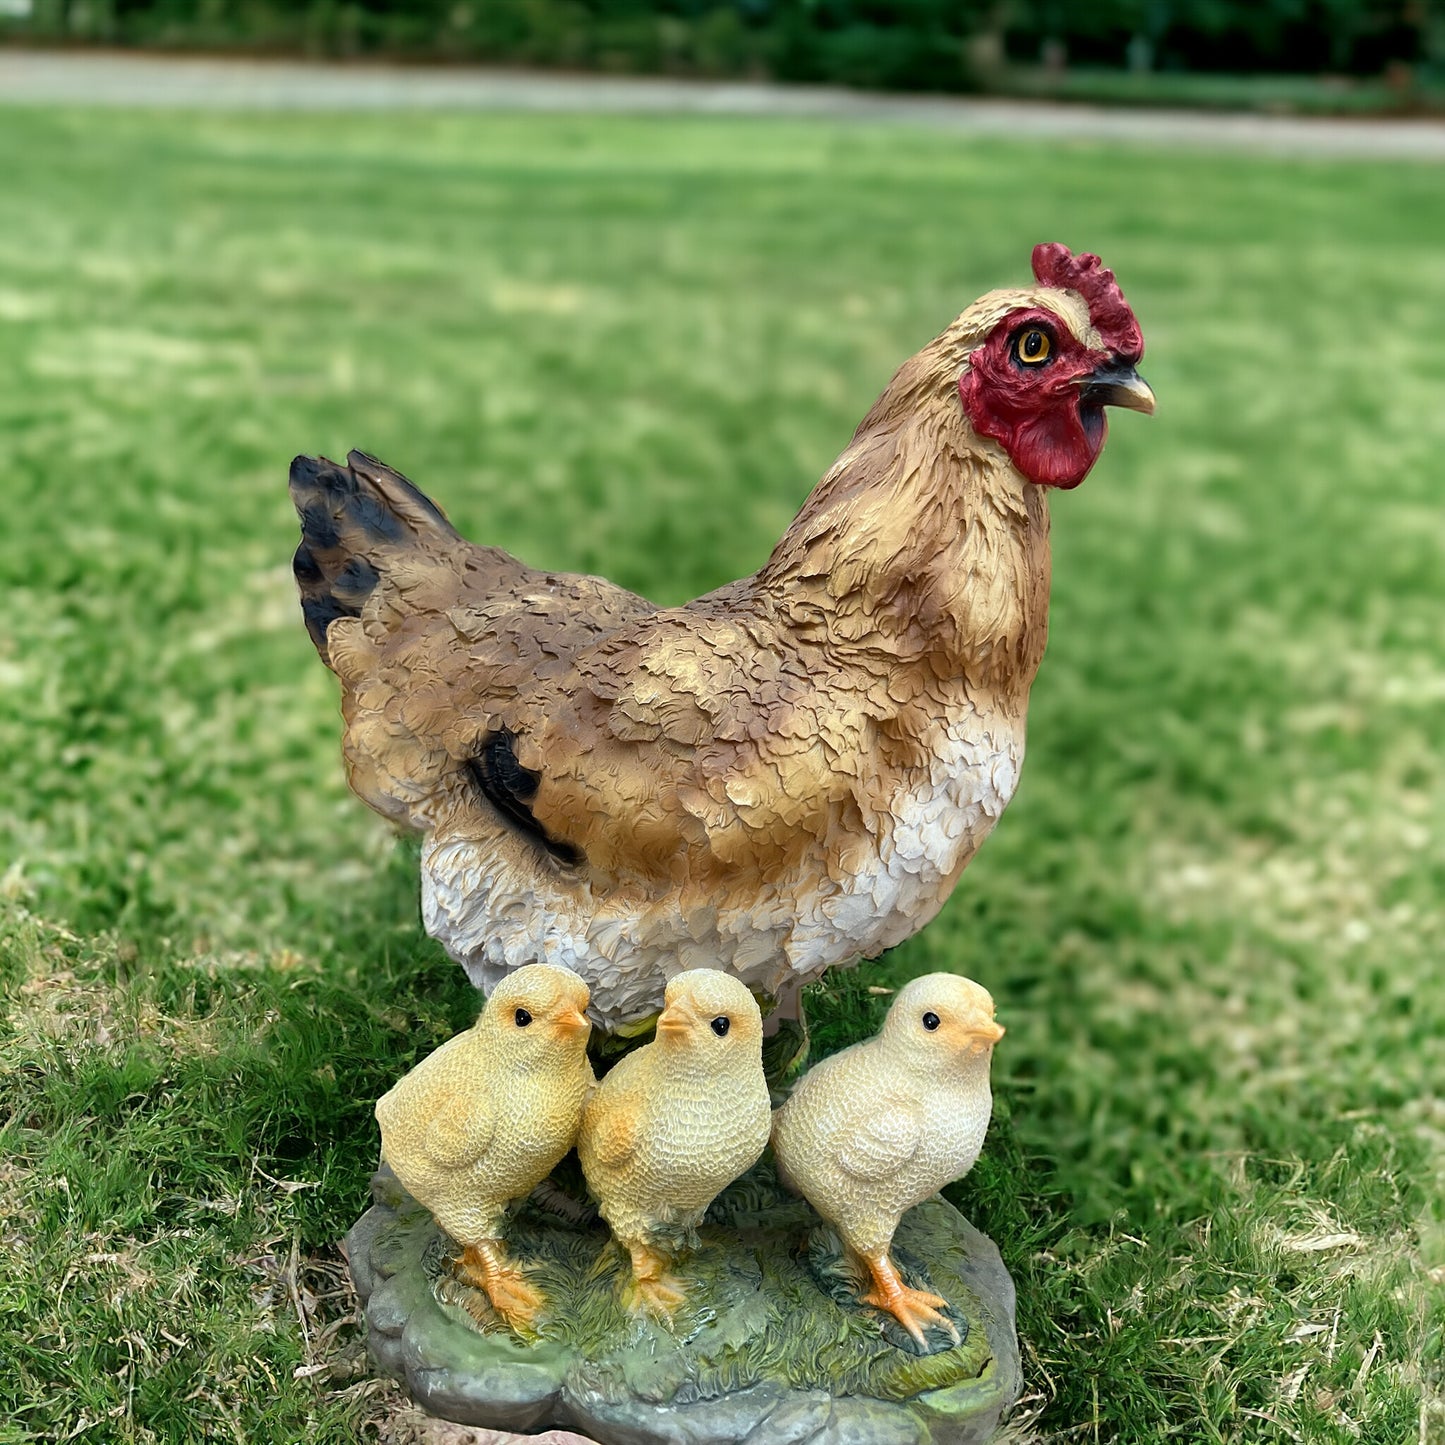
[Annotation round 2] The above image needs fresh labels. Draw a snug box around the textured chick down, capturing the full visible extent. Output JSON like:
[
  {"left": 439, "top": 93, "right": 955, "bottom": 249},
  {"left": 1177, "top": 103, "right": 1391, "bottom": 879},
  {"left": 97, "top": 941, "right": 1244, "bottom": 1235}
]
[
  {"left": 577, "top": 970, "right": 771, "bottom": 1252},
  {"left": 771, "top": 973, "right": 999, "bottom": 1259},
  {"left": 292, "top": 280, "right": 1122, "bottom": 1029},
  {"left": 375, "top": 963, "right": 593, "bottom": 1248}
]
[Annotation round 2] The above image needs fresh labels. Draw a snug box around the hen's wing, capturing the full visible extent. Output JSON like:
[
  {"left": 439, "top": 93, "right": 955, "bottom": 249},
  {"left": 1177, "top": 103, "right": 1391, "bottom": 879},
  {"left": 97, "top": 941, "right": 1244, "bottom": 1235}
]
[
  {"left": 291, "top": 452, "right": 860, "bottom": 884},
  {"left": 526, "top": 604, "right": 852, "bottom": 878}
]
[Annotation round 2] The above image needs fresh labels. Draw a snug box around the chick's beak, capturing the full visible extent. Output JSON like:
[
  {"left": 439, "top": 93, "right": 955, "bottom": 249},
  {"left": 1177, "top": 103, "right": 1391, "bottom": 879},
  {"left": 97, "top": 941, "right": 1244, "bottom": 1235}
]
[
  {"left": 1081, "top": 359, "right": 1156, "bottom": 415},
  {"left": 970, "top": 1019, "right": 1006, "bottom": 1046},
  {"left": 557, "top": 1007, "right": 590, "bottom": 1038},
  {"left": 656, "top": 1002, "right": 692, "bottom": 1037}
]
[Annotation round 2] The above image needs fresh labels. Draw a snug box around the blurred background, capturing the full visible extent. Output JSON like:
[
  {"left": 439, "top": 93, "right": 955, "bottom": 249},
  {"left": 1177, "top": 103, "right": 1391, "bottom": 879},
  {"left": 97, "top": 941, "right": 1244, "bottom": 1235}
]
[
  {"left": 3, "top": 0, "right": 1445, "bottom": 112},
  {"left": 0, "top": 14, "right": 1442, "bottom": 1445}
]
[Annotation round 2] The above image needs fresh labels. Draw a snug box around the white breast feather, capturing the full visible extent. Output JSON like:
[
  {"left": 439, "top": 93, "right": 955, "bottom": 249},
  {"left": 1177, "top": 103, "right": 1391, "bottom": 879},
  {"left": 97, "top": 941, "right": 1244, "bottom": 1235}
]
[{"left": 423, "top": 711, "right": 1023, "bottom": 1029}]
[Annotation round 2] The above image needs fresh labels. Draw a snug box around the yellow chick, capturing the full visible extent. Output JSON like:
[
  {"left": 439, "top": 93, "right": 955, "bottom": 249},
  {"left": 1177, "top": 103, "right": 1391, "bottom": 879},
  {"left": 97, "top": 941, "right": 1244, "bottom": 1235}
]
[
  {"left": 375, "top": 962, "right": 592, "bottom": 1331},
  {"left": 771, "top": 973, "right": 1004, "bottom": 1349},
  {"left": 577, "top": 968, "right": 771, "bottom": 1315}
]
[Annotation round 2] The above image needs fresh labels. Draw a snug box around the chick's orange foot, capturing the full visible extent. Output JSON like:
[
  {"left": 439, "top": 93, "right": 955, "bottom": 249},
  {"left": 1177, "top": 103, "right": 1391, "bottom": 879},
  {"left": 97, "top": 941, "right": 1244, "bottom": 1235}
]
[
  {"left": 621, "top": 1240, "right": 689, "bottom": 1317},
  {"left": 856, "top": 1250, "right": 961, "bottom": 1350},
  {"left": 289, "top": 244, "right": 1152, "bottom": 1031},
  {"left": 455, "top": 1240, "right": 546, "bottom": 1332}
]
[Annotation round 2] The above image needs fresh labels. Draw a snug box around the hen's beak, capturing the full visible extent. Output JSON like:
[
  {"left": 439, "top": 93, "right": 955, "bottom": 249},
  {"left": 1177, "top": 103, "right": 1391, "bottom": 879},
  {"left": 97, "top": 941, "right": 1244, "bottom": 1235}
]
[
  {"left": 968, "top": 1019, "right": 1006, "bottom": 1045},
  {"left": 1081, "top": 360, "right": 1155, "bottom": 415}
]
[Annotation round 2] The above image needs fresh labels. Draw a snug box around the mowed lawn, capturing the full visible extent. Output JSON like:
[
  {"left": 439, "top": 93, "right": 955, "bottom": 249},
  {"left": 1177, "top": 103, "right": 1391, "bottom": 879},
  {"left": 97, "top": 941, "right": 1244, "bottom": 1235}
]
[{"left": 0, "top": 104, "right": 1441, "bottom": 1444}]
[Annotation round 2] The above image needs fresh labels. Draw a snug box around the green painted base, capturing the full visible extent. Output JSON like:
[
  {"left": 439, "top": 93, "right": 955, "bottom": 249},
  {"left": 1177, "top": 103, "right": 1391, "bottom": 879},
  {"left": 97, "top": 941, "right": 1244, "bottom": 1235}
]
[{"left": 347, "top": 1161, "right": 1020, "bottom": 1444}]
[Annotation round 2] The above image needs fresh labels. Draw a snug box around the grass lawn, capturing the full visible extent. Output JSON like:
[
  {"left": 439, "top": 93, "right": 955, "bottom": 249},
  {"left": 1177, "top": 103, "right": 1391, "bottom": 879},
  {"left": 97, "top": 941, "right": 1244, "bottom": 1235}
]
[{"left": 0, "top": 105, "right": 1441, "bottom": 1444}]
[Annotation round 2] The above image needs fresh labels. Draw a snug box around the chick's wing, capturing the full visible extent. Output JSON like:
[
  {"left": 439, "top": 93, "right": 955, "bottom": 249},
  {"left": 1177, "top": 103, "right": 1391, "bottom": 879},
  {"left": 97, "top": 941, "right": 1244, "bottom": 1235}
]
[
  {"left": 586, "top": 1102, "right": 640, "bottom": 1173},
  {"left": 419, "top": 1086, "right": 497, "bottom": 1170},
  {"left": 377, "top": 1038, "right": 497, "bottom": 1171},
  {"left": 837, "top": 1099, "right": 924, "bottom": 1183}
]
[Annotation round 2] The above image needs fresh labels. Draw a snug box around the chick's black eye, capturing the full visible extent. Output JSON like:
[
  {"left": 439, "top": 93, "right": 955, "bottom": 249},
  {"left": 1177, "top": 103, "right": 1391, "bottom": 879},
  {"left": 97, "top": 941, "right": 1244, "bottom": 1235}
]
[
  {"left": 515, "top": 1008, "right": 532, "bottom": 1028},
  {"left": 1014, "top": 327, "right": 1052, "bottom": 366},
  {"left": 710, "top": 1016, "right": 730, "bottom": 1038},
  {"left": 922, "top": 1012, "right": 941, "bottom": 1032}
]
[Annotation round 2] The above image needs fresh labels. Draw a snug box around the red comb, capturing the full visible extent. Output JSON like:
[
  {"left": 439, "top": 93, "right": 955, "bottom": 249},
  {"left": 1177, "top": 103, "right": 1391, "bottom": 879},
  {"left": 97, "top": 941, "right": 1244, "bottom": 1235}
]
[{"left": 1031, "top": 243, "right": 1143, "bottom": 363}]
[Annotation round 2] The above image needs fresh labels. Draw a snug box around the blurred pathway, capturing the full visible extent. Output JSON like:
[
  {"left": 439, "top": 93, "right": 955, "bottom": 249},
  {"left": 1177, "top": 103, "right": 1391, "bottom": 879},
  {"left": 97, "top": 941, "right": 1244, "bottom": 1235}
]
[{"left": 2, "top": 48, "right": 1444, "bottom": 159}]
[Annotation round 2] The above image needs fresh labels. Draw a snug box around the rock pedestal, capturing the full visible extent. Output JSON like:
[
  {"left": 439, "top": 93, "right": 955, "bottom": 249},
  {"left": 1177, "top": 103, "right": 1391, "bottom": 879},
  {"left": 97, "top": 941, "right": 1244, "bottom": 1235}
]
[{"left": 347, "top": 1162, "right": 1020, "bottom": 1445}]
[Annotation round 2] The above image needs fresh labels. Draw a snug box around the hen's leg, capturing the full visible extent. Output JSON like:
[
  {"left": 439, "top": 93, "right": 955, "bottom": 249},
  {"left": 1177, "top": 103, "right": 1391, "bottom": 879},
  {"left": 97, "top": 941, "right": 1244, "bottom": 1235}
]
[
  {"left": 856, "top": 1249, "right": 960, "bottom": 1349},
  {"left": 761, "top": 980, "right": 810, "bottom": 1087},
  {"left": 456, "top": 1240, "right": 545, "bottom": 1330},
  {"left": 763, "top": 978, "right": 805, "bottom": 1032}
]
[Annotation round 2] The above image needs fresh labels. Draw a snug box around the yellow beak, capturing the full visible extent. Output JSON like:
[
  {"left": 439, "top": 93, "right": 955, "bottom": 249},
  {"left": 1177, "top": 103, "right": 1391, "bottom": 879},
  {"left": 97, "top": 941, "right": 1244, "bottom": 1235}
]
[
  {"left": 656, "top": 1004, "right": 691, "bottom": 1037},
  {"left": 970, "top": 1019, "right": 1006, "bottom": 1045},
  {"left": 557, "top": 1007, "right": 590, "bottom": 1038}
]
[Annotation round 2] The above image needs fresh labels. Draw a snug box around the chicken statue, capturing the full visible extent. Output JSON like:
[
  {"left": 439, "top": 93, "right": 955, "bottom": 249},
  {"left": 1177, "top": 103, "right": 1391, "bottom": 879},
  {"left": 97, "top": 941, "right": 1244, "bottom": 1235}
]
[
  {"left": 374, "top": 962, "right": 593, "bottom": 1332},
  {"left": 577, "top": 969, "right": 771, "bottom": 1314},
  {"left": 290, "top": 244, "right": 1152, "bottom": 1030},
  {"left": 771, "top": 973, "right": 1003, "bottom": 1348}
]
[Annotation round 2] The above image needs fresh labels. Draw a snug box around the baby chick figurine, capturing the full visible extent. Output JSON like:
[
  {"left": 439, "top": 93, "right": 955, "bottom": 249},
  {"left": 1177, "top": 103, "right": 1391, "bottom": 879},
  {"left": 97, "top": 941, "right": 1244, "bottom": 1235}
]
[
  {"left": 771, "top": 973, "right": 1004, "bottom": 1349},
  {"left": 375, "top": 962, "right": 593, "bottom": 1332},
  {"left": 578, "top": 968, "right": 771, "bottom": 1316}
]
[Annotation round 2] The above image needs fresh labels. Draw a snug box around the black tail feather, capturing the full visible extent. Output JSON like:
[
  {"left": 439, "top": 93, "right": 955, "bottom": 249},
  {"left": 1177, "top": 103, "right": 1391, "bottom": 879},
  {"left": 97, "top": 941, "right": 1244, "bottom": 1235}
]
[{"left": 288, "top": 451, "right": 458, "bottom": 666}]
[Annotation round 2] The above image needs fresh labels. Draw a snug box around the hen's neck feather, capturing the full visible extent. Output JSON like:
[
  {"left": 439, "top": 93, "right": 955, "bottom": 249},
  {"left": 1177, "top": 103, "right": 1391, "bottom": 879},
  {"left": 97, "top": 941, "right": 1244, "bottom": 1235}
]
[{"left": 756, "top": 343, "right": 1052, "bottom": 705}]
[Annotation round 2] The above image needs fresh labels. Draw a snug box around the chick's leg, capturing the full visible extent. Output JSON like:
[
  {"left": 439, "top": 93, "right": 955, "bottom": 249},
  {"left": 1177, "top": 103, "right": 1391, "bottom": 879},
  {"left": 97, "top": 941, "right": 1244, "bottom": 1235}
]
[
  {"left": 623, "top": 1239, "right": 687, "bottom": 1317},
  {"left": 856, "top": 1249, "right": 960, "bottom": 1349},
  {"left": 456, "top": 1240, "right": 545, "bottom": 1330}
]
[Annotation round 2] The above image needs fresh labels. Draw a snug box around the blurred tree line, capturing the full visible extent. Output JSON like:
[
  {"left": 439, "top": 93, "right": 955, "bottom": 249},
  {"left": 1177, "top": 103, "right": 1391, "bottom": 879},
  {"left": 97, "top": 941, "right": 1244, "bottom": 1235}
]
[{"left": 10, "top": 0, "right": 1445, "bottom": 93}]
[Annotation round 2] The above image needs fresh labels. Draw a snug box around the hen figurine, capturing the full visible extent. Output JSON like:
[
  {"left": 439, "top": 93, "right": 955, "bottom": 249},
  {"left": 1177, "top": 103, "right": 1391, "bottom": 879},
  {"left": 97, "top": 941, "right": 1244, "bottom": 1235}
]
[
  {"left": 771, "top": 973, "right": 1003, "bottom": 1348},
  {"left": 290, "top": 244, "right": 1152, "bottom": 1029},
  {"left": 374, "top": 963, "right": 593, "bottom": 1332},
  {"left": 576, "top": 969, "right": 770, "bottom": 1314}
]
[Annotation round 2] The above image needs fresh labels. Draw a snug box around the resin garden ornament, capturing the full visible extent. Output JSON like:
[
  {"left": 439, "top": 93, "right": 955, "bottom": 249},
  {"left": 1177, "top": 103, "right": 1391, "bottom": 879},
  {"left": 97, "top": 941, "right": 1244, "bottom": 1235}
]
[
  {"left": 302, "top": 245, "right": 1152, "bottom": 1444},
  {"left": 288, "top": 243, "right": 1153, "bottom": 1035},
  {"left": 373, "top": 963, "right": 593, "bottom": 1335},
  {"left": 772, "top": 974, "right": 1004, "bottom": 1349},
  {"left": 350, "top": 969, "right": 1014, "bottom": 1443},
  {"left": 578, "top": 969, "right": 772, "bottom": 1316}
]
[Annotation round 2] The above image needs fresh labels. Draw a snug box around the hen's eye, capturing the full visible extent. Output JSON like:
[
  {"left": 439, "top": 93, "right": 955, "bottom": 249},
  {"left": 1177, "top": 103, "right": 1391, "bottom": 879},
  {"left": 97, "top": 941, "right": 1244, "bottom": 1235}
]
[
  {"left": 1014, "top": 328, "right": 1052, "bottom": 366},
  {"left": 515, "top": 1008, "right": 532, "bottom": 1028},
  {"left": 922, "top": 1012, "right": 941, "bottom": 1032},
  {"left": 710, "top": 1016, "right": 730, "bottom": 1038}
]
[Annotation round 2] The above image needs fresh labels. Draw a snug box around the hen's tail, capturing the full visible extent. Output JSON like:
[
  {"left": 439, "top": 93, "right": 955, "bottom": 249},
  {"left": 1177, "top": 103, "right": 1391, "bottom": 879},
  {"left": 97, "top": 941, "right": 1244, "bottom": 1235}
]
[{"left": 289, "top": 450, "right": 462, "bottom": 667}]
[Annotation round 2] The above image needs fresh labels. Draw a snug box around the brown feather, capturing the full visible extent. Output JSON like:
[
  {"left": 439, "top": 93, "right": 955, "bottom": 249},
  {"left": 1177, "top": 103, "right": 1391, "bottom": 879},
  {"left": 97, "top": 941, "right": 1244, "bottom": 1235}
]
[{"left": 291, "top": 265, "right": 1142, "bottom": 1027}]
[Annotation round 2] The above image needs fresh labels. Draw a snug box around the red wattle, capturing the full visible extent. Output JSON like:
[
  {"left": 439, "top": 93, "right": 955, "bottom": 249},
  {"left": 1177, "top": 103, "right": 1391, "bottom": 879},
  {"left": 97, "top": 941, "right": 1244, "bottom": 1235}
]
[{"left": 958, "top": 354, "right": 1105, "bottom": 490}]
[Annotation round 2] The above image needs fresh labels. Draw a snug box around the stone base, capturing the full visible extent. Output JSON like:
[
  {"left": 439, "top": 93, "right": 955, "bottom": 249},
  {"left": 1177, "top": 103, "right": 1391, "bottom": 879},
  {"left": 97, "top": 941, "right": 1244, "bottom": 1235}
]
[{"left": 347, "top": 1161, "right": 1020, "bottom": 1445}]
